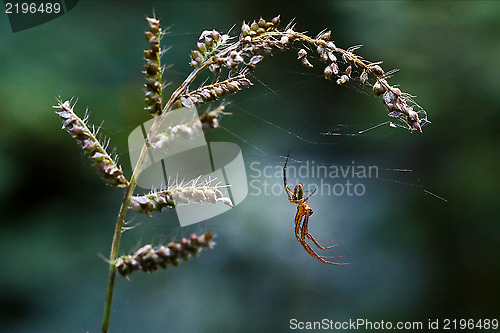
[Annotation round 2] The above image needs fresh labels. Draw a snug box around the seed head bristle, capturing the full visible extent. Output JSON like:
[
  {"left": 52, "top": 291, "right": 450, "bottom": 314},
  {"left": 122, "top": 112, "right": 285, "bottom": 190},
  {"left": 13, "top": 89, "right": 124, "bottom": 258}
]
[{"left": 53, "top": 100, "right": 129, "bottom": 187}]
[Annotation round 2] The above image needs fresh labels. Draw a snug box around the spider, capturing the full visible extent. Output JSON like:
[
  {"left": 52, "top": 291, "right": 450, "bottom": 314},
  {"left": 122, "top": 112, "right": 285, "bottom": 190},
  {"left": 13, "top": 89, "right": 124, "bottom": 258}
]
[{"left": 283, "top": 153, "right": 347, "bottom": 265}]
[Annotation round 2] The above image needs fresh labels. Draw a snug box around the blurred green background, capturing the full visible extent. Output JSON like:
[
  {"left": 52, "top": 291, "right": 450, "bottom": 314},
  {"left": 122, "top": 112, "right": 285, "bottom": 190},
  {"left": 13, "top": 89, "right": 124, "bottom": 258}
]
[{"left": 1, "top": 1, "right": 499, "bottom": 332}]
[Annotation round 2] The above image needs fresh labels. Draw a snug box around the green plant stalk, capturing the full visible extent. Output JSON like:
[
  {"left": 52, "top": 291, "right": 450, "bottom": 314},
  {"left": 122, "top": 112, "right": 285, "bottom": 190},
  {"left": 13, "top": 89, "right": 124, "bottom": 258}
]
[
  {"left": 101, "top": 31, "right": 247, "bottom": 328},
  {"left": 100, "top": 127, "right": 151, "bottom": 333},
  {"left": 100, "top": 64, "right": 209, "bottom": 333}
]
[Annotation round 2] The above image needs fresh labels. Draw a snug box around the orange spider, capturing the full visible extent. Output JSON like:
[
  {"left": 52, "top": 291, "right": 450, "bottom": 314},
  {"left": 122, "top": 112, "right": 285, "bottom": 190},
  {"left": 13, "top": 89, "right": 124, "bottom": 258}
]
[{"left": 283, "top": 153, "right": 348, "bottom": 265}]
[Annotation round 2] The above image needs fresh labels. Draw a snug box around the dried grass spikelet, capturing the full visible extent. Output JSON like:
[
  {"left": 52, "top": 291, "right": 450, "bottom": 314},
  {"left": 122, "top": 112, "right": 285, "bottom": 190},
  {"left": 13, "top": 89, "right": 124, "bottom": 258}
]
[
  {"left": 199, "top": 104, "right": 232, "bottom": 130},
  {"left": 167, "top": 177, "right": 234, "bottom": 208},
  {"left": 144, "top": 17, "right": 164, "bottom": 116},
  {"left": 175, "top": 74, "right": 252, "bottom": 108},
  {"left": 374, "top": 81, "right": 423, "bottom": 132},
  {"left": 190, "top": 30, "right": 230, "bottom": 68},
  {"left": 187, "top": 14, "right": 427, "bottom": 133},
  {"left": 297, "top": 49, "right": 313, "bottom": 68},
  {"left": 115, "top": 232, "right": 215, "bottom": 277},
  {"left": 199, "top": 15, "right": 427, "bottom": 131},
  {"left": 149, "top": 118, "right": 203, "bottom": 152},
  {"left": 275, "top": 24, "right": 427, "bottom": 132},
  {"left": 54, "top": 100, "right": 129, "bottom": 187},
  {"left": 169, "top": 183, "right": 234, "bottom": 208},
  {"left": 318, "top": 43, "right": 425, "bottom": 132},
  {"left": 129, "top": 177, "right": 233, "bottom": 216},
  {"left": 240, "top": 15, "right": 281, "bottom": 40},
  {"left": 129, "top": 190, "right": 175, "bottom": 216},
  {"left": 148, "top": 104, "right": 231, "bottom": 153},
  {"left": 200, "top": 16, "right": 281, "bottom": 75}
]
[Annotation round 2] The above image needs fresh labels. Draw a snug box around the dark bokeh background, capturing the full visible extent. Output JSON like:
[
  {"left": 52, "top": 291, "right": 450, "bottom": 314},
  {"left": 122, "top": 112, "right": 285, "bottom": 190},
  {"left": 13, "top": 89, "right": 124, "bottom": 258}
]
[{"left": 1, "top": 1, "right": 499, "bottom": 332}]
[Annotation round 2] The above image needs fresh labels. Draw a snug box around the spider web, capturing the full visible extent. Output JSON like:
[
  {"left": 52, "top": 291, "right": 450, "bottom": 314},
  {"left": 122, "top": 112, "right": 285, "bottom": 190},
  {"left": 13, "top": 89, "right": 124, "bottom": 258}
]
[
  {"left": 196, "top": 61, "right": 446, "bottom": 204},
  {"left": 124, "top": 30, "right": 445, "bottom": 257}
]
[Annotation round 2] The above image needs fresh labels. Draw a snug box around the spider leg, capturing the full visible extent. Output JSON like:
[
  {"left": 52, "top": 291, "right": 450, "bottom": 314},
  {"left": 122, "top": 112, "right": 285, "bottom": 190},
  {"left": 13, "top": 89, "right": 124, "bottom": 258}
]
[
  {"left": 306, "top": 233, "right": 339, "bottom": 250},
  {"left": 300, "top": 210, "right": 336, "bottom": 250},
  {"left": 283, "top": 152, "right": 290, "bottom": 189},
  {"left": 294, "top": 211, "right": 303, "bottom": 243},
  {"left": 283, "top": 153, "right": 296, "bottom": 202},
  {"left": 296, "top": 213, "right": 321, "bottom": 257},
  {"left": 300, "top": 213, "right": 347, "bottom": 265},
  {"left": 302, "top": 188, "right": 317, "bottom": 201},
  {"left": 285, "top": 186, "right": 295, "bottom": 202}
]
